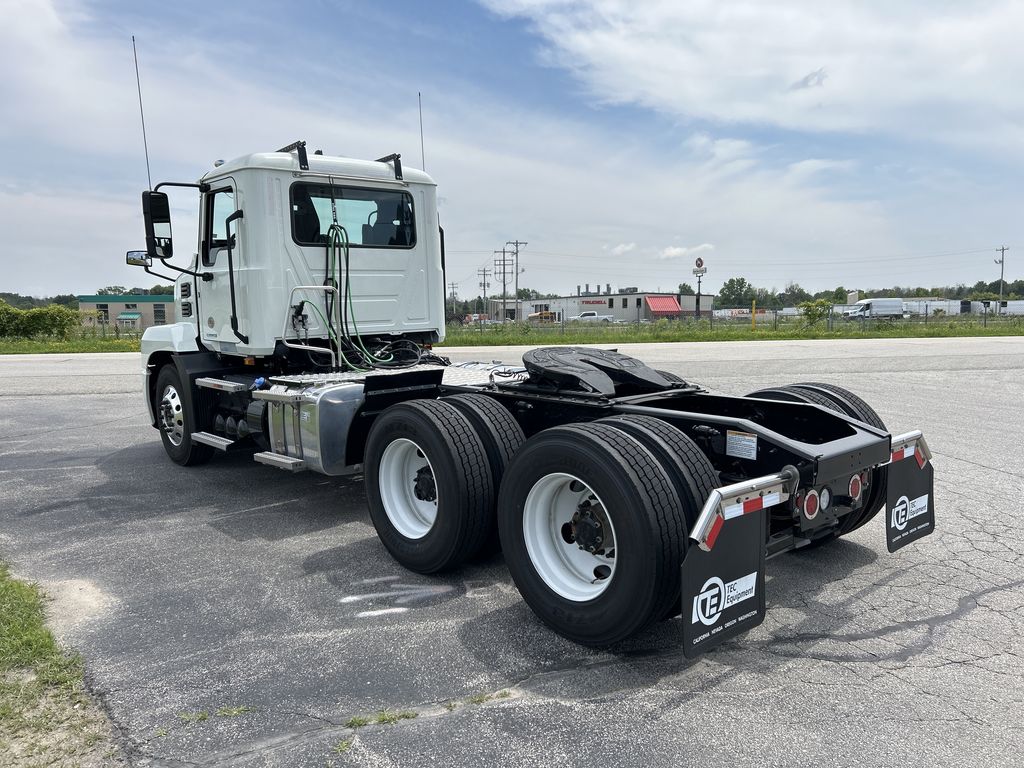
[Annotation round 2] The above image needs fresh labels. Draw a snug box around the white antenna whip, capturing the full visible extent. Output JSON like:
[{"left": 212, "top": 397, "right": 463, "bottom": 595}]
[
  {"left": 132, "top": 35, "right": 153, "bottom": 191},
  {"left": 418, "top": 91, "right": 426, "bottom": 171}
]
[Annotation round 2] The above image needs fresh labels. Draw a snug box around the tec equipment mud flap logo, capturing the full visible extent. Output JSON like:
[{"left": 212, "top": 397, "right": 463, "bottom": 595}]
[
  {"left": 692, "top": 577, "right": 725, "bottom": 626},
  {"left": 890, "top": 494, "right": 929, "bottom": 532},
  {"left": 681, "top": 507, "right": 767, "bottom": 658},
  {"left": 691, "top": 572, "right": 757, "bottom": 626}
]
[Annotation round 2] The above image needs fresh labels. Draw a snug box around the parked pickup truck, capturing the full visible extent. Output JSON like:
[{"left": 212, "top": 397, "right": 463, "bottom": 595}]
[{"left": 569, "top": 310, "right": 615, "bottom": 322}]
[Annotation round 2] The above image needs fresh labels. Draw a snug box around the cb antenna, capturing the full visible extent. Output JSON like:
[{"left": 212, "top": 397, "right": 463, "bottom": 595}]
[
  {"left": 132, "top": 35, "right": 153, "bottom": 191},
  {"left": 418, "top": 91, "right": 426, "bottom": 171}
]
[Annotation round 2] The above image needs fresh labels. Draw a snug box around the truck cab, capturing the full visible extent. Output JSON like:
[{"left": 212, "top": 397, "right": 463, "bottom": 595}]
[{"left": 134, "top": 143, "right": 445, "bottom": 362}]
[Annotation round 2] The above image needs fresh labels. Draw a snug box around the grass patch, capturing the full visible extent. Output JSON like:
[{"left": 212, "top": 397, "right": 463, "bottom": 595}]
[
  {"left": 332, "top": 738, "right": 353, "bottom": 753},
  {"left": 215, "top": 705, "right": 252, "bottom": 717},
  {"left": 439, "top": 316, "right": 1024, "bottom": 347},
  {"left": 0, "top": 333, "right": 140, "bottom": 354},
  {"left": 0, "top": 561, "right": 122, "bottom": 763},
  {"left": 467, "top": 690, "right": 511, "bottom": 705},
  {"left": 374, "top": 709, "right": 418, "bottom": 725},
  {"left": 345, "top": 714, "right": 371, "bottom": 729},
  {"left": 177, "top": 710, "right": 209, "bottom": 725}
]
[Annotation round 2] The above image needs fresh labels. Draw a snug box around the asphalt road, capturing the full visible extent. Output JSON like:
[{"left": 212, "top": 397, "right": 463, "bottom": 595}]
[{"left": 1, "top": 337, "right": 1022, "bottom": 767}]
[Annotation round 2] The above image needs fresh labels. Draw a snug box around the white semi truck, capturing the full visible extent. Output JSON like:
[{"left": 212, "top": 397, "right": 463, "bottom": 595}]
[{"left": 129, "top": 142, "right": 935, "bottom": 654}]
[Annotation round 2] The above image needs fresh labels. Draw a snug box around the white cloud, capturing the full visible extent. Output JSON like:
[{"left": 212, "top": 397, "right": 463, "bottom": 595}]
[
  {"left": 0, "top": 0, "right": 1012, "bottom": 299},
  {"left": 481, "top": 0, "right": 1024, "bottom": 154},
  {"left": 657, "top": 244, "right": 715, "bottom": 261}
]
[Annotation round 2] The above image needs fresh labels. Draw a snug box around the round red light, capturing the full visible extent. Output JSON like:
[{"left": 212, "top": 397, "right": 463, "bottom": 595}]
[
  {"left": 803, "top": 489, "right": 820, "bottom": 519},
  {"left": 849, "top": 474, "right": 863, "bottom": 500}
]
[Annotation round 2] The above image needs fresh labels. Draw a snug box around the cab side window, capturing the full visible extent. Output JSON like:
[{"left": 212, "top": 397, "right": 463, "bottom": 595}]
[{"left": 203, "top": 189, "right": 235, "bottom": 266}]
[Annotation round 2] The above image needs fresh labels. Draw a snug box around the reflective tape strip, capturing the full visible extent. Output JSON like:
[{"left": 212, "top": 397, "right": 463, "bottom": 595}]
[
  {"left": 704, "top": 513, "right": 725, "bottom": 550},
  {"left": 722, "top": 491, "right": 783, "bottom": 520},
  {"left": 891, "top": 443, "right": 917, "bottom": 462}
]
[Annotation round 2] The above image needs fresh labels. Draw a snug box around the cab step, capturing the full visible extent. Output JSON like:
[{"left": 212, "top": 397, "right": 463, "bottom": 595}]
[
  {"left": 191, "top": 431, "right": 237, "bottom": 450},
  {"left": 196, "top": 377, "right": 248, "bottom": 393},
  {"left": 253, "top": 452, "right": 306, "bottom": 472}
]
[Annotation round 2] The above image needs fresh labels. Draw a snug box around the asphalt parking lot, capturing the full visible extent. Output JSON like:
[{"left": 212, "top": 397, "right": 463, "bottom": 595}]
[{"left": 2, "top": 337, "right": 1022, "bottom": 767}]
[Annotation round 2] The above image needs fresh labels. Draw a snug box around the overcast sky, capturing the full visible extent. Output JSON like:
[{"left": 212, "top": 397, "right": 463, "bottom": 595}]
[{"left": 1, "top": 0, "right": 1020, "bottom": 298}]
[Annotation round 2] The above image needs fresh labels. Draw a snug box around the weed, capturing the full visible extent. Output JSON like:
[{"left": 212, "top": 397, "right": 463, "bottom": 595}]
[
  {"left": 332, "top": 738, "right": 353, "bottom": 753},
  {"left": 468, "top": 690, "right": 511, "bottom": 705},
  {"left": 444, "top": 701, "right": 457, "bottom": 711},
  {"left": 216, "top": 705, "right": 252, "bottom": 717},
  {"left": 178, "top": 711, "right": 209, "bottom": 725},
  {"left": 155, "top": 727, "right": 168, "bottom": 738},
  {"left": 374, "top": 710, "right": 418, "bottom": 725},
  {"left": 345, "top": 715, "right": 371, "bottom": 729}
]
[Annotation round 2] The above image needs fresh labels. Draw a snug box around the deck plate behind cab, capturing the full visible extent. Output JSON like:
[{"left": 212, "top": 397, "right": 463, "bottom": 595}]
[{"left": 522, "top": 346, "right": 673, "bottom": 395}]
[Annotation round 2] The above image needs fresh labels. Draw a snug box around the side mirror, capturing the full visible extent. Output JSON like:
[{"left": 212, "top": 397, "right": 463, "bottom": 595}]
[
  {"left": 142, "top": 190, "right": 173, "bottom": 260},
  {"left": 126, "top": 250, "right": 151, "bottom": 267}
]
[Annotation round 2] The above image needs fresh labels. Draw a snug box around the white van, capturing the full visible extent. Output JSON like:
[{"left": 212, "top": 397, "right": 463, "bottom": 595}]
[{"left": 842, "top": 298, "right": 906, "bottom": 319}]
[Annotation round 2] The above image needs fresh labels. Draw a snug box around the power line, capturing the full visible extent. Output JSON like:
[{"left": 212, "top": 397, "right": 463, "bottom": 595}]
[
  {"left": 494, "top": 248, "right": 513, "bottom": 321},
  {"left": 995, "top": 246, "right": 1008, "bottom": 313},
  {"left": 507, "top": 239, "right": 528, "bottom": 322}
]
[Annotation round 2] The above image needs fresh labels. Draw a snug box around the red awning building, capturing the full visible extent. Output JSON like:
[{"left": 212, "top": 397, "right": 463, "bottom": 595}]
[{"left": 645, "top": 295, "right": 681, "bottom": 316}]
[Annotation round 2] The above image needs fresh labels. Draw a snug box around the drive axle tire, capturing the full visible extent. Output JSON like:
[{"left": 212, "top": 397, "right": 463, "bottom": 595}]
[
  {"left": 598, "top": 414, "right": 719, "bottom": 618},
  {"left": 155, "top": 365, "right": 214, "bottom": 467},
  {"left": 444, "top": 393, "right": 526, "bottom": 555},
  {"left": 365, "top": 399, "right": 494, "bottom": 574},
  {"left": 789, "top": 382, "right": 888, "bottom": 533},
  {"left": 497, "top": 422, "right": 686, "bottom": 645}
]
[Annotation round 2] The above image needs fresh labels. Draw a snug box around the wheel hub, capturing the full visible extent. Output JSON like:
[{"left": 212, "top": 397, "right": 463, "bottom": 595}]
[
  {"left": 159, "top": 385, "right": 184, "bottom": 446},
  {"left": 413, "top": 465, "right": 437, "bottom": 502},
  {"left": 571, "top": 503, "right": 606, "bottom": 554}
]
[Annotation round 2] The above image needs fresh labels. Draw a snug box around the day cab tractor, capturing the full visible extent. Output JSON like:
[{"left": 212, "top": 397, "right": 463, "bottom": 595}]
[{"left": 128, "top": 141, "right": 935, "bottom": 655}]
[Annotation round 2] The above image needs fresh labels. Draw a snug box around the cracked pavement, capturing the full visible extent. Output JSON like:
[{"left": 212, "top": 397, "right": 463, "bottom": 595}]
[{"left": 1, "top": 337, "right": 1022, "bottom": 767}]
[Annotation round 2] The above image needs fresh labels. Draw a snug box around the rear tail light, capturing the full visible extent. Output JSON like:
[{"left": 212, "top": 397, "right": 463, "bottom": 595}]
[
  {"left": 802, "top": 489, "right": 820, "bottom": 520},
  {"left": 849, "top": 474, "right": 863, "bottom": 501}
]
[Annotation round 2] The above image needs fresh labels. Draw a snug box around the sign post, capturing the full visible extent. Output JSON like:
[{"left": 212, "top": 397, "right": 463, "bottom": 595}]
[{"left": 693, "top": 258, "right": 707, "bottom": 319}]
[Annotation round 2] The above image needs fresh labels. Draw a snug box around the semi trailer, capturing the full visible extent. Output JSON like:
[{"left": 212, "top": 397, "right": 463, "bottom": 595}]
[{"left": 128, "top": 141, "right": 935, "bottom": 655}]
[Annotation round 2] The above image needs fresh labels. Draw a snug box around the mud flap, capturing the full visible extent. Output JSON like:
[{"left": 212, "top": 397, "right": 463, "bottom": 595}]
[
  {"left": 885, "top": 449, "right": 935, "bottom": 552},
  {"left": 681, "top": 507, "right": 767, "bottom": 658}
]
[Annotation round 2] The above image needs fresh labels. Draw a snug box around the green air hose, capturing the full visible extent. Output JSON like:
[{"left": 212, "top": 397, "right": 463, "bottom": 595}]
[{"left": 326, "top": 222, "right": 395, "bottom": 366}]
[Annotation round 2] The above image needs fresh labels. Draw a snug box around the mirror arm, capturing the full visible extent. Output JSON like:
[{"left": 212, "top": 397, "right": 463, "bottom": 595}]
[
  {"left": 154, "top": 181, "right": 211, "bottom": 193},
  {"left": 144, "top": 265, "right": 177, "bottom": 282},
  {"left": 159, "top": 258, "right": 213, "bottom": 282}
]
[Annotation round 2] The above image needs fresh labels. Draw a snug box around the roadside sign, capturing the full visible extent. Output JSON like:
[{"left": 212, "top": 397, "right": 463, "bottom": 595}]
[
  {"left": 695, "top": 257, "right": 704, "bottom": 268},
  {"left": 693, "top": 267, "right": 707, "bottom": 276}
]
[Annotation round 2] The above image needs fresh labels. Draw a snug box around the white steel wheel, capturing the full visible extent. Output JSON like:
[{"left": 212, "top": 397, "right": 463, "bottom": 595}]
[
  {"left": 160, "top": 384, "right": 185, "bottom": 447},
  {"left": 378, "top": 438, "right": 439, "bottom": 540},
  {"left": 522, "top": 472, "right": 618, "bottom": 602}
]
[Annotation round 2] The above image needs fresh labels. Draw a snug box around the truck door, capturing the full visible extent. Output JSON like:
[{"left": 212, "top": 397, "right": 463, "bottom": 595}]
[{"left": 197, "top": 181, "right": 244, "bottom": 347}]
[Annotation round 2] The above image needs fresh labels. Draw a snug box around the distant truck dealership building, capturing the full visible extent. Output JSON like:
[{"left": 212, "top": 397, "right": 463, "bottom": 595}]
[
  {"left": 488, "top": 287, "right": 716, "bottom": 323},
  {"left": 77, "top": 294, "right": 176, "bottom": 330}
]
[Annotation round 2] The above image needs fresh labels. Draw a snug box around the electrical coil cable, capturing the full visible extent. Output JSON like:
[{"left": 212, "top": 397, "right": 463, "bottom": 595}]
[{"left": 313, "top": 178, "right": 444, "bottom": 372}]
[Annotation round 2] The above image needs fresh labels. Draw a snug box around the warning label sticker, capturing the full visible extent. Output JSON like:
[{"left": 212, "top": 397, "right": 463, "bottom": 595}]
[{"left": 726, "top": 430, "right": 758, "bottom": 460}]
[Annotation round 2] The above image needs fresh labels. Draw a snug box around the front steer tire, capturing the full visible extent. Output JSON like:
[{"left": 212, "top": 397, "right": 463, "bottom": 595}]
[
  {"left": 364, "top": 400, "right": 494, "bottom": 574},
  {"left": 497, "top": 422, "right": 687, "bottom": 646},
  {"left": 154, "top": 365, "right": 214, "bottom": 467}
]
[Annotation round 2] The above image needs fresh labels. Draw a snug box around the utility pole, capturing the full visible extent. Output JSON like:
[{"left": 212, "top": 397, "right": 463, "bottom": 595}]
[
  {"left": 995, "top": 246, "right": 1008, "bottom": 315},
  {"left": 506, "top": 240, "right": 528, "bottom": 321},
  {"left": 448, "top": 281, "right": 458, "bottom": 319},
  {"left": 477, "top": 267, "right": 490, "bottom": 319},
  {"left": 494, "top": 248, "right": 513, "bottom": 322}
]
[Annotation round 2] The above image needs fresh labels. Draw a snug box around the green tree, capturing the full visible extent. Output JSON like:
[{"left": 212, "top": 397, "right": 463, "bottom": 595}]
[
  {"left": 678, "top": 282, "right": 695, "bottom": 295},
  {"left": 800, "top": 299, "right": 832, "bottom": 326},
  {"left": 717, "top": 277, "right": 756, "bottom": 308},
  {"left": 148, "top": 284, "right": 174, "bottom": 295},
  {"left": 96, "top": 286, "right": 128, "bottom": 295}
]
